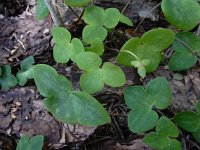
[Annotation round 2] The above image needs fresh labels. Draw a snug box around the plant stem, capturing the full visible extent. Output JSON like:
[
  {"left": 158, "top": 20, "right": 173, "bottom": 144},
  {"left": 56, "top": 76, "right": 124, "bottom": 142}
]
[
  {"left": 121, "top": 0, "right": 132, "bottom": 14},
  {"left": 134, "top": 2, "right": 161, "bottom": 32},
  {"left": 121, "top": 50, "right": 140, "bottom": 61},
  {"left": 44, "top": 0, "right": 64, "bottom": 26}
]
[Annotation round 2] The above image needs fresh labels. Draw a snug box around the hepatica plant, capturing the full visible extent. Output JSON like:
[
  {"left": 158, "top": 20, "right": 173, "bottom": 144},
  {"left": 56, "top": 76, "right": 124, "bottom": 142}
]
[
  {"left": 124, "top": 77, "right": 172, "bottom": 133},
  {"left": 117, "top": 28, "right": 175, "bottom": 78},
  {"left": 33, "top": 64, "right": 110, "bottom": 126},
  {"left": 75, "top": 52, "right": 126, "bottom": 94}
]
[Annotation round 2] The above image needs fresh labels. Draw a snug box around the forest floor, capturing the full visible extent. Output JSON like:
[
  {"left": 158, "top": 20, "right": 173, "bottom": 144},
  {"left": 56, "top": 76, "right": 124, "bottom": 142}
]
[{"left": 0, "top": 0, "right": 200, "bottom": 149}]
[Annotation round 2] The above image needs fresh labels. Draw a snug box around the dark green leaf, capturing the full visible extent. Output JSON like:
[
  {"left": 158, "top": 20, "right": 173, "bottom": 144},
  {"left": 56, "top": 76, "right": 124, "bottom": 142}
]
[{"left": 161, "top": 0, "right": 200, "bottom": 30}]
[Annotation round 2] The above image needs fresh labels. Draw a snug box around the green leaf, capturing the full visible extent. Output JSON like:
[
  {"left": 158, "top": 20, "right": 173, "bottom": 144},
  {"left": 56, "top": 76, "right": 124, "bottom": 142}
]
[
  {"left": 70, "top": 91, "right": 111, "bottom": 126},
  {"left": 143, "top": 133, "right": 171, "bottom": 150},
  {"left": 84, "top": 6, "right": 105, "bottom": 26},
  {"left": 193, "top": 130, "right": 200, "bottom": 143},
  {"left": 102, "top": 62, "right": 126, "bottom": 87},
  {"left": 80, "top": 69, "right": 104, "bottom": 94},
  {"left": 120, "top": 14, "right": 133, "bottom": 26},
  {"left": 52, "top": 27, "right": 71, "bottom": 44},
  {"left": 169, "top": 32, "right": 200, "bottom": 71},
  {"left": 82, "top": 25, "right": 107, "bottom": 44},
  {"left": 174, "top": 111, "right": 200, "bottom": 133},
  {"left": 117, "top": 28, "right": 175, "bottom": 76},
  {"left": 0, "top": 65, "right": 17, "bottom": 91},
  {"left": 16, "top": 135, "right": 44, "bottom": 150},
  {"left": 138, "top": 66, "right": 146, "bottom": 79},
  {"left": 17, "top": 56, "right": 35, "bottom": 86},
  {"left": 33, "top": 64, "right": 110, "bottom": 126},
  {"left": 36, "top": 0, "right": 49, "bottom": 20},
  {"left": 64, "top": 0, "right": 91, "bottom": 7},
  {"left": 33, "top": 64, "right": 72, "bottom": 97},
  {"left": 85, "top": 38, "right": 104, "bottom": 55},
  {"left": 156, "top": 117, "right": 179, "bottom": 138},
  {"left": 146, "top": 77, "right": 172, "bottom": 109},
  {"left": 53, "top": 43, "right": 70, "bottom": 63},
  {"left": 104, "top": 8, "right": 121, "bottom": 28},
  {"left": 75, "top": 52, "right": 102, "bottom": 70},
  {"left": 125, "top": 77, "right": 172, "bottom": 133},
  {"left": 128, "top": 108, "right": 159, "bottom": 133},
  {"left": 161, "top": 0, "right": 200, "bottom": 30},
  {"left": 143, "top": 133, "right": 181, "bottom": 150}
]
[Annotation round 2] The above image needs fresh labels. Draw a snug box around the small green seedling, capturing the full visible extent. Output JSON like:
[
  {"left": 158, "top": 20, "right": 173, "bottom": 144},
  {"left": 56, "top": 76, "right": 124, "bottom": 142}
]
[
  {"left": 52, "top": 27, "right": 85, "bottom": 63},
  {"left": 169, "top": 32, "right": 200, "bottom": 71},
  {"left": 0, "top": 65, "right": 18, "bottom": 91},
  {"left": 124, "top": 77, "right": 172, "bottom": 133},
  {"left": 174, "top": 101, "right": 200, "bottom": 143},
  {"left": 143, "top": 117, "right": 181, "bottom": 150},
  {"left": 36, "top": 0, "right": 49, "bottom": 20},
  {"left": 17, "top": 56, "right": 35, "bottom": 86},
  {"left": 83, "top": 6, "right": 133, "bottom": 44},
  {"left": 33, "top": 64, "right": 111, "bottom": 126},
  {"left": 64, "top": 0, "right": 92, "bottom": 7},
  {"left": 75, "top": 52, "right": 126, "bottom": 94},
  {"left": 161, "top": 0, "right": 200, "bottom": 30},
  {"left": 117, "top": 28, "right": 175, "bottom": 78},
  {"left": 16, "top": 135, "right": 44, "bottom": 150}
]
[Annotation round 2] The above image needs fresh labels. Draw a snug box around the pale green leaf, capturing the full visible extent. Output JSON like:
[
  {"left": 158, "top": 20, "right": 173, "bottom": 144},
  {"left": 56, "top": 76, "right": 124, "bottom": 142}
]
[
  {"left": 52, "top": 27, "right": 71, "bottom": 44},
  {"left": 104, "top": 8, "right": 121, "bottom": 28},
  {"left": 120, "top": 14, "right": 133, "bottom": 26},
  {"left": 64, "top": 0, "right": 91, "bottom": 7},
  {"left": 85, "top": 38, "right": 104, "bottom": 55},
  {"left": 36, "top": 0, "right": 49, "bottom": 20}
]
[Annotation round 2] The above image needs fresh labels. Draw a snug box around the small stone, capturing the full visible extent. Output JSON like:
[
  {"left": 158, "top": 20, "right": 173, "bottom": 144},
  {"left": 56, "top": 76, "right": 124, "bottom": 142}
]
[{"left": 15, "top": 101, "right": 22, "bottom": 107}]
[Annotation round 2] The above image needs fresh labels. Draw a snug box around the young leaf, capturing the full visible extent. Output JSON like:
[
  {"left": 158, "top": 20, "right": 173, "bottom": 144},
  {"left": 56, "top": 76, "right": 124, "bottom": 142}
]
[
  {"left": 82, "top": 25, "right": 107, "bottom": 44},
  {"left": 161, "top": 0, "right": 200, "bottom": 30},
  {"left": 104, "top": 8, "right": 121, "bottom": 28},
  {"left": 75, "top": 52, "right": 102, "bottom": 70},
  {"left": 64, "top": 0, "right": 91, "bottom": 7},
  {"left": 120, "top": 14, "right": 133, "bottom": 26},
  {"left": 169, "top": 32, "right": 200, "bottom": 71},
  {"left": 16, "top": 135, "right": 44, "bottom": 150},
  {"left": 36, "top": 0, "right": 49, "bottom": 20},
  {"left": 85, "top": 38, "right": 104, "bottom": 55},
  {"left": 125, "top": 77, "right": 172, "bottom": 133},
  {"left": 117, "top": 28, "right": 175, "bottom": 77},
  {"left": 0, "top": 65, "right": 18, "bottom": 91},
  {"left": 76, "top": 52, "right": 126, "bottom": 94},
  {"left": 102, "top": 62, "right": 126, "bottom": 87},
  {"left": 52, "top": 27, "right": 85, "bottom": 63},
  {"left": 17, "top": 56, "right": 35, "bottom": 86}
]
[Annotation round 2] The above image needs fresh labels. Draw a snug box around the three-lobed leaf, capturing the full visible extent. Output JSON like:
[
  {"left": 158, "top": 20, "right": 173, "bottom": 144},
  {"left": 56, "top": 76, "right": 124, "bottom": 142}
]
[
  {"left": 125, "top": 77, "right": 172, "bottom": 133},
  {"left": 52, "top": 27, "right": 85, "bottom": 63},
  {"left": 144, "top": 117, "right": 181, "bottom": 150},
  {"left": 33, "top": 64, "right": 110, "bottom": 126},
  {"left": 0, "top": 65, "right": 18, "bottom": 91},
  {"left": 17, "top": 56, "right": 35, "bottom": 86},
  {"left": 76, "top": 52, "right": 126, "bottom": 94},
  {"left": 161, "top": 0, "right": 200, "bottom": 30}
]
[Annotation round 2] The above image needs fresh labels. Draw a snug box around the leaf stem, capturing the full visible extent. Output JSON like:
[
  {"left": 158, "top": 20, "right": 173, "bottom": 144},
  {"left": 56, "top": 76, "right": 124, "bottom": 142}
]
[{"left": 121, "top": 50, "right": 140, "bottom": 61}]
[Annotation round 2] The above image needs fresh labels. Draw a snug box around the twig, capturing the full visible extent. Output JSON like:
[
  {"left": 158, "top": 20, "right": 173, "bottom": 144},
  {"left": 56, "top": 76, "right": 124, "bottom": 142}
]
[
  {"left": 121, "top": 0, "right": 132, "bottom": 14},
  {"left": 134, "top": 2, "right": 161, "bottom": 32},
  {"left": 111, "top": 115, "right": 125, "bottom": 139},
  {"left": 44, "top": 0, "right": 64, "bottom": 26}
]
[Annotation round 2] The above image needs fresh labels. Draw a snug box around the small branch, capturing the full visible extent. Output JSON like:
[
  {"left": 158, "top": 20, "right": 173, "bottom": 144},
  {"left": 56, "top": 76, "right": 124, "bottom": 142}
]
[
  {"left": 134, "top": 2, "right": 161, "bottom": 32},
  {"left": 44, "top": 0, "right": 64, "bottom": 26},
  {"left": 121, "top": 0, "right": 132, "bottom": 14}
]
